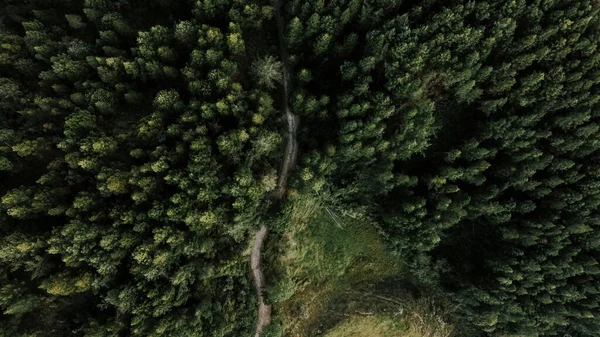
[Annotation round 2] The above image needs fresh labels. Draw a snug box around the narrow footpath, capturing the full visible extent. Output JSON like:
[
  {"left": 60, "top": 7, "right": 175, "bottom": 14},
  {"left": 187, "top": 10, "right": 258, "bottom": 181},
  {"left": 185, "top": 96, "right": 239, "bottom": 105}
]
[{"left": 250, "top": 0, "right": 299, "bottom": 336}]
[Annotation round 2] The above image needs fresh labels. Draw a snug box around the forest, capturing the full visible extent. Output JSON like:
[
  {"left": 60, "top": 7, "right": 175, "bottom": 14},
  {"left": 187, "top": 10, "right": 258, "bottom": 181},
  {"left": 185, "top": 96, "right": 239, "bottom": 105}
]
[{"left": 1, "top": 0, "right": 600, "bottom": 336}]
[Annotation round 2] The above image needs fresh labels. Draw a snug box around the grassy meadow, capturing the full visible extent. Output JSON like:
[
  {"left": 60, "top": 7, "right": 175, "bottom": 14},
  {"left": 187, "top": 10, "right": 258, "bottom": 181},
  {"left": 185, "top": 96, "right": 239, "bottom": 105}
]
[{"left": 263, "top": 194, "right": 453, "bottom": 337}]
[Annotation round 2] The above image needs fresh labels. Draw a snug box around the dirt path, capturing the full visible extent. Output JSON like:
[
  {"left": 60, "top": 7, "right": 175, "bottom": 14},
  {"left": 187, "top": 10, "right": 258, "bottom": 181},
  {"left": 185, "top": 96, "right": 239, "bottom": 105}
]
[
  {"left": 251, "top": 0, "right": 298, "bottom": 335},
  {"left": 275, "top": 110, "right": 299, "bottom": 198},
  {"left": 273, "top": 0, "right": 298, "bottom": 199},
  {"left": 251, "top": 225, "right": 271, "bottom": 337}
]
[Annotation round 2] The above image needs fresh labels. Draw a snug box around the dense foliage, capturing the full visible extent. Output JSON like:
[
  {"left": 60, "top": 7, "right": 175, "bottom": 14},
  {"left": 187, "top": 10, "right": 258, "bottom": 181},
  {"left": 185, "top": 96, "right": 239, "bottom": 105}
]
[
  {"left": 2, "top": 0, "right": 600, "bottom": 336},
  {"left": 285, "top": 0, "right": 600, "bottom": 336},
  {"left": 0, "top": 0, "right": 282, "bottom": 336}
]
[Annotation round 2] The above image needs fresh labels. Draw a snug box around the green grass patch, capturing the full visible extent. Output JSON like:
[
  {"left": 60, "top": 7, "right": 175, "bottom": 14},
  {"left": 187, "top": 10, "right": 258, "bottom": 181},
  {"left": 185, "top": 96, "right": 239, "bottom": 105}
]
[
  {"left": 323, "top": 315, "right": 411, "bottom": 337},
  {"left": 266, "top": 194, "right": 406, "bottom": 335},
  {"left": 264, "top": 193, "right": 455, "bottom": 337}
]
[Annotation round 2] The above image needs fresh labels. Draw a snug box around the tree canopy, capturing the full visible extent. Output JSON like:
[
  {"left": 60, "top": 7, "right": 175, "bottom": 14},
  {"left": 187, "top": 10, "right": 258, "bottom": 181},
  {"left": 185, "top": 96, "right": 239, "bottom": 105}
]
[{"left": 2, "top": 0, "right": 600, "bottom": 336}]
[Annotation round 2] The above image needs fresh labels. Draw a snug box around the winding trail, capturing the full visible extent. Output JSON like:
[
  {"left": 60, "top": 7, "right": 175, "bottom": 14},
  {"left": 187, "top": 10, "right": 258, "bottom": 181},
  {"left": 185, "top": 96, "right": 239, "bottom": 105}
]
[
  {"left": 273, "top": 0, "right": 299, "bottom": 200},
  {"left": 251, "top": 225, "right": 271, "bottom": 337},
  {"left": 250, "top": 0, "right": 298, "bottom": 335}
]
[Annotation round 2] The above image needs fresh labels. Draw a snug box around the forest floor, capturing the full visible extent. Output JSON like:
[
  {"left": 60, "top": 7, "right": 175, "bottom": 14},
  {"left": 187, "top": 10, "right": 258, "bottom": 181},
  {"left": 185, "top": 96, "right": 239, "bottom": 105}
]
[{"left": 263, "top": 194, "right": 455, "bottom": 337}]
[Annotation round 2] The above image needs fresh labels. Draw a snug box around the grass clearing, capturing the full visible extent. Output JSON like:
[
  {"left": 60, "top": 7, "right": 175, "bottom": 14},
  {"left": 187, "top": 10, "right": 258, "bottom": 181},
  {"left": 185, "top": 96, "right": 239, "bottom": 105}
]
[
  {"left": 264, "top": 193, "right": 455, "bottom": 337},
  {"left": 323, "top": 297, "right": 454, "bottom": 337},
  {"left": 323, "top": 315, "right": 409, "bottom": 337},
  {"left": 265, "top": 193, "right": 405, "bottom": 335}
]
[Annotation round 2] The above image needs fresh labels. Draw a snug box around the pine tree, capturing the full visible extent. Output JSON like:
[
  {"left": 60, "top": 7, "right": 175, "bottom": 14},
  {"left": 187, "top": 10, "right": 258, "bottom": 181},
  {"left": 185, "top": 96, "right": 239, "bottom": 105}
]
[{"left": 0, "top": 0, "right": 282, "bottom": 335}]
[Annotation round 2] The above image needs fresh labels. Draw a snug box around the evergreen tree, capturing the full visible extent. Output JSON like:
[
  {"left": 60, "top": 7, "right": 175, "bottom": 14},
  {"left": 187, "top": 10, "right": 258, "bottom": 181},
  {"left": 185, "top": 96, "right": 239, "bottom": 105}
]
[
  {"left": 0, "top": 0, "right": 281, "bottom": 335},
  {"left": 283, "top": 0, "right": 600, "bottom": 336}
]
